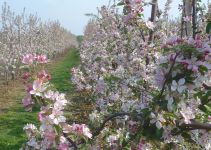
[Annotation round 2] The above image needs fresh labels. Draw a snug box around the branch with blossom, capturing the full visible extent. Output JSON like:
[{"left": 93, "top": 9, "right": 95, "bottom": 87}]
[{"left": 20, "top": 54, "right": 92, "bottom": 150}]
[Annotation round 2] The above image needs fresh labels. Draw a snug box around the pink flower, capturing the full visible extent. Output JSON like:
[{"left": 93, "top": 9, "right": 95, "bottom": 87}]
[
  {"left": 180, "top": 106, "right": 195, "bottom": 124},
  {"left": 71, "top": 124, "right": 92, "bottom": 139},
  {"left": 37, "top": 70, "right": 51, "bottom": 80},
  {"left": 22, "top": 72, "right": 31, "bottom": 80},
  {"left": 95, "top": 78, "right": 106, "bottom": 94},
  {"left": 107, "top": 135, "right": 119, "bottom": 148},
  {"left": 146, "top": 21, "right": 155, "bottom": 30},
  {"left": 123, "top": 13, "right": 136, "bottom": 23},
  {"left": 38, "top": 111, "right": 45, "bottom": 122},
  {"left": 137, "top": 140, "right": 145, "bottom": 150},
  {"left": 208, "top": 116, "right": 211, "bottom": 121},
  {"left": 166, "top": 36, "right": 183, "bottom": 45},
  {"left": 129, "top": 121, "right": 138, "bottom": 134},
  {"left": 62, "top": 123, "right": 92, "bottom": 139},
  {"left": 26, "top": 84, "right": 33, "bottom": 93},
  {"left": 22, "top": 94, "right": 34, "bottom": 111},
  {"left": 23, "top": 123, "right": 37, "bottom": 138},
  {"left": 135, "top": 0, "right": 142, "bottom": 4},
  {"left": 49, "top": 112, "right": 66, "bottom": 125},
  {"left": 58, "top": 143, "right": 69, "bottom": 150},
  {"left": 154, "top": 68, "right": 166, "bottom": 89},
  {"left": 44, "top": 131, "right": 56, "bottom": 143},
  {"left": 180, "top": 58, "right": 202, "bottom": 72},
  {"left": 30, "top": 80, "right": 46, "bottom": 96},
  {"left": 35, "top": 54, "right": 48, "bottom": 64},
  {"left": 22, "top": 54, "right": 34, "bottom": 65},
  {"left": 44, "top": 90, "right": 57, "bottom": 101}
]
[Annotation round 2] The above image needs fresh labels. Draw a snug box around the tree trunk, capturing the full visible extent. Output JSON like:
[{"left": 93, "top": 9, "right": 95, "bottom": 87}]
[
  {"left": 192, "top": 0, "right": 196, "bottom": 38},
  {"left": 148, "top": 0, "right": 158, "bottom": 44},
  {"left": 184, "top": 0, "right": 192, "bottom": 36},
  {"left": 181, "top": 0, "right": 185, "bottom": 38}
]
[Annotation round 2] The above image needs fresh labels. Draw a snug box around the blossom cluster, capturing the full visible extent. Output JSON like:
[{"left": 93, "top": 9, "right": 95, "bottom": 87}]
[
  {"left": 22, "top": 54, "right": 49, "bottom": 65},
  {"left": 21, "top": 55, "right": 92, "bottom": 150}
]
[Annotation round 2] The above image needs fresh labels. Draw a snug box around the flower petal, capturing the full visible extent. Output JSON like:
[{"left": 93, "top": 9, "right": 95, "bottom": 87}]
[{"left": 178, "top": 78, "right": 185, "bottom": 85}]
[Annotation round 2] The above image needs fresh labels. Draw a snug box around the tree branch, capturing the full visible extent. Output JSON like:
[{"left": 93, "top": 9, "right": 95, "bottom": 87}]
[
  {"left": 158, "top": 52, "right": 180, "bottom": 99},
  {"left": 173, "top": 120, "right": 211, "bottom": 135},
  {"left": 179, "top": 121, "right": 211, "bottom": 131},
  {"left": 63, "top": 132, "right": 78, "bottom": 150},
  {"left": 92, "top": 112, "right": 142, "bottom": 137},
  {"left": 202, "top": 83, "right": 211, "bottom": 90},
  {"left": 122, "top": 125, "right": 142, "bottom": 148}
]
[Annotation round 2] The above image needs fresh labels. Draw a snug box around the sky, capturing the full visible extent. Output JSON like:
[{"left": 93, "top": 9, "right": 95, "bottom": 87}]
[{"left": 0, "top": 0, "right": 208, "bottom": 35}]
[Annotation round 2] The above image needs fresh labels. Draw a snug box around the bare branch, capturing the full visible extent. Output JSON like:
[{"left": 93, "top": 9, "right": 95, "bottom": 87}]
[
  {"left": 179, "top": 121, "right": 211, "bottom": 130},
  {"left": 158, "top": 52, "right": 180, "bottom": 99}
]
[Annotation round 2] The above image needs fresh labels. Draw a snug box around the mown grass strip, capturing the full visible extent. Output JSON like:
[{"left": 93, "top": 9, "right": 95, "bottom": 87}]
[{"left": 50, "top": 48, "right": 80, "bottom": 93}]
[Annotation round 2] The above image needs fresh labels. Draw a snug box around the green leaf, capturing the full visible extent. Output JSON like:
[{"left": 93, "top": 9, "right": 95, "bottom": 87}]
[
  {"left": 155, "top": 128, "right": 164, "bottom": 139},
  {"left": 204, "top": 105, "right": 211, "bottom": 113},
  {"left": 206, "top": 22, "right": 211, "bottom": 34},
  {"left": 95, "top": 57, "right": 101, "bottom": 61},
  {"left": 198, "top": 65, "right": 208, "bottom": 74},
  {"left": 181, "top": 132, "right": 191, "bottom": 140}
]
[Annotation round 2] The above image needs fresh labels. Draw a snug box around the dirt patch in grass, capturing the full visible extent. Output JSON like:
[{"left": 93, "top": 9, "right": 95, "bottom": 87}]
[{"left": 0, "top": 80, "right": 25, "bottom": 113}]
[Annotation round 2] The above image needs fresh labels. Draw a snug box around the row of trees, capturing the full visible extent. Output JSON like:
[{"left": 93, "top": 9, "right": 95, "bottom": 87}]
[
  {"left": 20, "top": 0, "right": 211, "bottom": 149},
  {"left": 71, "top": 0, "right": 211, "bottom": 149},
  {"left": 0, "top": 2, "right": 78, "bottom": 83}
]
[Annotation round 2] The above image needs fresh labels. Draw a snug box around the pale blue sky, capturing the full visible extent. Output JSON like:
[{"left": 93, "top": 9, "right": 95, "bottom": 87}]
[{"left": 0, "top": 0, "right": 208, "bottom": 35}]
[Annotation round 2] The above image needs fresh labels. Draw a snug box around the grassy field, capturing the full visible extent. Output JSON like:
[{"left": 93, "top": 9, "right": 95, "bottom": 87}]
[{"left": 0, "top": 48, "right": 80, "bottom": 150}]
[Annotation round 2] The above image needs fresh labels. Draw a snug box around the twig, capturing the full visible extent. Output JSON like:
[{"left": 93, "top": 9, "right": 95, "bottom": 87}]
[
  {"left": 63, "top": 132, "right": 78, "bottom": 150},
  {"left": 121, "top": 125, "right": 142, "bottom": 148},
  {"left": 92, "top": 112, "right": 142, "bottom": 137},
  {"left": 158, "top": 52, "right": 180, "bottom": 100}
]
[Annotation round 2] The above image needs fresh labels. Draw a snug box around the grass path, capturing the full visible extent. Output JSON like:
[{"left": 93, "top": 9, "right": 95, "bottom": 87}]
[
  {"left": 49, "top": 48, "right": 80, "bottom": 93},
  {"left": 0, "top": 48, "right": 80, "bottom": 150}
]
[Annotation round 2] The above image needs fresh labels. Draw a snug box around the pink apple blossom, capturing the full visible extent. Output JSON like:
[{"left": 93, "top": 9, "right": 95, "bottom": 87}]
[
  {"left": 22, "top": 94, "right": 34, "bottom": 111},
  {"left": 22, "top": 54, "right": 34, "bottom": 65},
  {"left": 146, "top": 21, "right": 155, "bottom": 30},
  {"left": 30, "top": 79, "right": 46, "bottom": 96},
  {"left": 71, "top": 123, "right": 92, "bottom": 139},
  {"left": 35, "top": 54, "right": 49, "bottom": 64}
]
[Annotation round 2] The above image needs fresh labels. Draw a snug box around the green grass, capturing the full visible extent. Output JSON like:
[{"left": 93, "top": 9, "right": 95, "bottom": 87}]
[
  {"left": 0, "top": 48, "right": 80, "bottom": 150},
  {"left": 50, "top": 48, "right": 80, "bottom": 93},
  {"left": 0, "top": 105, "right": 39, "bottom": 149}
]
